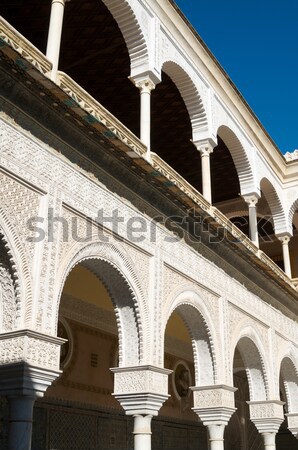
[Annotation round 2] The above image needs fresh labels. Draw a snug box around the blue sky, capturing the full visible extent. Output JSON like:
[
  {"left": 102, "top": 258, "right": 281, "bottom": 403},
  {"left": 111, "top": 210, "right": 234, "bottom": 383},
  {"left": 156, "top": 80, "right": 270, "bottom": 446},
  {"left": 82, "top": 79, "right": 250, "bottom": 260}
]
[{"left": 174, "top": 0, "right": 298, "bottom": 154}]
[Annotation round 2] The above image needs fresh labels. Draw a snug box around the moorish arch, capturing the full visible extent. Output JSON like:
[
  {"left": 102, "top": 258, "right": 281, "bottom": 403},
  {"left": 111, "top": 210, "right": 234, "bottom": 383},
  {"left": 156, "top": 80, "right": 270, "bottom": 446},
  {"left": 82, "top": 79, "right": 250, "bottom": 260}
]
[
  {"left": 217, "top": 125, "right": 255, "bottom": 197},
  {"left": 53, "top": 240, "right": 147, "bottom": 367},
  {"left": 163, "top": 290, "right": 217, "bottom": 385},
  {"left": 231, "top": 326, "right": 269, "bottom": 401},
  {"left": 260, "top": 177, "right": 288, "bottom": 235},
  {"left": 161, "top": 61, "right": 208, "bottom": 140},
  {"left": 101, "top": 0, "right": 149, "bottom": 76},
  {"left": 288, "top": 198, "right": 298, "bottom": 232},
  {"left": 279, "top": 353, "right": 298, "bottom": 413}
]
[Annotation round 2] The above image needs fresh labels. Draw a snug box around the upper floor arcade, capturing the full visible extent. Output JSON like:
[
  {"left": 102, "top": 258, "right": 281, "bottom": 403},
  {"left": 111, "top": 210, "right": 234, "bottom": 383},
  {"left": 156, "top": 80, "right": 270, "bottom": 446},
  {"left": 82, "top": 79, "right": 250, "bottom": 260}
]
[{"left": 0, "top": 0, "right": 298, "bottom": 284}]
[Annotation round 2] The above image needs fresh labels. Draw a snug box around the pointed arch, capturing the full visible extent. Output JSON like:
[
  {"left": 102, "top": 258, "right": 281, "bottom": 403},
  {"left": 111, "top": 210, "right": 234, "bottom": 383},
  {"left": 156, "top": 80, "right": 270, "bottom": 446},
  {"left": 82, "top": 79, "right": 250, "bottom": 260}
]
[
  {"left": 102, "top": 0, "right": 149, "bottom": 75},
  {"left": 217, "top": 125, "right": 255, "bottom": 195},
  {"left": 232, "top": 326, "right": 269, "bottom": 401},
  {"left": 162, "top": 61, "right": 208, "bottom": 140},
  {"left": 53, "top": 240, "right": 147, "bottom": 367},
  {"left": 260, "top": 178, "right": 288, "bottom": 235},
  {"left": 163, "top": 289, "right": 217, "bottom": 385}
]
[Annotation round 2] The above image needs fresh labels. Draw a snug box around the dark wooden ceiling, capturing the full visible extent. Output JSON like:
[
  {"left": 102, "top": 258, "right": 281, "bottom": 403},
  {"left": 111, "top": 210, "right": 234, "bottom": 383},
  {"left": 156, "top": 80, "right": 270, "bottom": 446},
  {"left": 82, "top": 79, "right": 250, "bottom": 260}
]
[{"left": 1, "top": 0, "right": 240, "bottom": 204}]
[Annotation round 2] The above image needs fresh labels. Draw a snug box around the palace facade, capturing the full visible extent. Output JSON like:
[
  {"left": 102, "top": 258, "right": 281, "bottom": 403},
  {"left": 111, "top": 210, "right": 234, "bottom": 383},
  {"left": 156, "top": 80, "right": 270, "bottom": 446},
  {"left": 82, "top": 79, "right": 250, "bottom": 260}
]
[{"left": 0, "top": 1, "right": 298, "bottom": 449}]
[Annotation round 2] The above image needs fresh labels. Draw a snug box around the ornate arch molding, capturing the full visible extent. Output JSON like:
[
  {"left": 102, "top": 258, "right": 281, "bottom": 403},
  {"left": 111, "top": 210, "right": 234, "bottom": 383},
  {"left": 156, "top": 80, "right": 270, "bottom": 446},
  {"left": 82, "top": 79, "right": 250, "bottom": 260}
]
[
  {"left": 0, "top": 207, "right": 32, "bottom": 329},
  {"left": 288, "top": 198, "right": 298, "bottom": 231},
  {"left": 102, "top": 0, "right": 149, "bottom": 75},
  {"left": 217, "top": 125, "right": 255, "bottom": 196},
  {"left": 162, "top": 61, "right": 208, "bottom": 139},
  {"left": 163, "top": 289, "right": 217, "bottom": 385},
  {"left": 54, "top": 240, "right": 147, "bottom": 366},
  {"left": 260, "top": 178, "right": 288, "bottom": 235},
  {"left": 231, "top": 325, "right": 269, "bottom": 401},
  {"left": 278, "top": 348, "right": 298, "bottom": 413}
]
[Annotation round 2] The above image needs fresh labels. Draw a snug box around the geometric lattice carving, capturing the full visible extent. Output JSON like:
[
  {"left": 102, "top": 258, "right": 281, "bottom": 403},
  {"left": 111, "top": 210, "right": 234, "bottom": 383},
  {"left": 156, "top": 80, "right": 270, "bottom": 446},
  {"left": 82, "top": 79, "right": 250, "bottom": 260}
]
[{"left": 49, "top": 410, "right": 97, "bottom": 450}]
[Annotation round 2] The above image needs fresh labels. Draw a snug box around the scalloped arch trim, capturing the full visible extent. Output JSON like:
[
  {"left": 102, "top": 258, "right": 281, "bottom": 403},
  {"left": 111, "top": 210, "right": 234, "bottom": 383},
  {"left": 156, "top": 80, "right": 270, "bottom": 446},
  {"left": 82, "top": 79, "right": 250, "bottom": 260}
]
[
  {"left": 102, "top": 0, "right": 149, "bottom": 72},
  {"left": 162, "top": 61, "right": 208, "bottom": 137},
  {"left": 217, "top": 125, "right": 254, "bottom": 195}
]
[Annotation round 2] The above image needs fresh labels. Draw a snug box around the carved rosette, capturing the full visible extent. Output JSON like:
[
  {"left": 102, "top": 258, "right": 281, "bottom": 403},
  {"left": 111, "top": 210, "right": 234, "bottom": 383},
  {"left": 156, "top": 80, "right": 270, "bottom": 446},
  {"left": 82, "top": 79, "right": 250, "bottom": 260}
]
[
  {"left": 191, "top": 385, "right": 237, "bottom": 424},
  {"left": 248, "top": 400, "right": 285, "bottom": 434},
  {"left": 111, "top": 365, "right": 172, "bottom": 415},
  {"left": 286, "top": 413, "right": 298, "bottom": 439},
  {"left": 0, "top": 329, "right": 65, "bottom": 397}
]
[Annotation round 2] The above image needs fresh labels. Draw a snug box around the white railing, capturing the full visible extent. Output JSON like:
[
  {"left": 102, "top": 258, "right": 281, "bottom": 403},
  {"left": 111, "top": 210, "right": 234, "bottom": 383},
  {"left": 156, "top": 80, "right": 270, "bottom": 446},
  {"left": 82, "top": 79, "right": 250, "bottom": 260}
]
[
  {"left": 57, "top": 72, "right": 147, "bottom": 157},
  {"left": 0, "top": 16, "right": 52, "bottom": 75}
]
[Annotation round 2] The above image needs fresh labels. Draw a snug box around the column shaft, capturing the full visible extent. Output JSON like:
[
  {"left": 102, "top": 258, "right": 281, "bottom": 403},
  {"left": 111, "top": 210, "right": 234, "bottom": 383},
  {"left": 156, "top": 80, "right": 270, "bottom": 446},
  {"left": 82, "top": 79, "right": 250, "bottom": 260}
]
[
  {"left": 8, "top": 396, "right": 36, "bottom": 450},
  {"left": 46, "top": 0, "right": 66, "bottom": 81},
  {"left": 201, "top": 151, "right": 212, "bottom": 203},
  {"left": 248, "top": 203, "right": 259, "bottom": 247},
  {"left": 133, "top": 415, "right": 152, "bottom": 450},
  {"left": 281, "top": 239, "right": 292, "bottom": 278},
  {"left": 262, "top": 432, "right": 277, "bottom": 450},
  {"left": 140, "top": 89, "right": 151, "bottom": 151},
  {"left": 135, "top": 79, "right": 155, "bottom": 158},
  {"left": 207, "top": 424, "right": 225, "bottom": 450}
]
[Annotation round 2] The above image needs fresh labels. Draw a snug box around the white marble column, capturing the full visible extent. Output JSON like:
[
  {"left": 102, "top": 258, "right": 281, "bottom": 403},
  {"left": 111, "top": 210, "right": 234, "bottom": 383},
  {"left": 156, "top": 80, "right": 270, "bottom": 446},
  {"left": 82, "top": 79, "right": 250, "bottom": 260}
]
[
  {"left": 133, "top": 414, "right": 153, "bottom": 450},
  {"left": 135, "top": 79, "right": 156, "bottom": 158},
  {"left": 278, "top": 234, "right": 292, "bottom": 278},
  {"left": 46, "top": 0, "right": 69, "bottom": 81},
  {"left": 248, "top": 400, "right": 285, "bottom": 450},
  {"left": 194, "top": 140, "right": 215, "bottom": 204},
  {"left": 191, "top": 385, "right": 237, "bottom": 450},
  {"left": 243, "top": 194, "right": 260, "bottom": 247},
  {"left": 112, "top": 365, "right": 171, "bottom": 450}
]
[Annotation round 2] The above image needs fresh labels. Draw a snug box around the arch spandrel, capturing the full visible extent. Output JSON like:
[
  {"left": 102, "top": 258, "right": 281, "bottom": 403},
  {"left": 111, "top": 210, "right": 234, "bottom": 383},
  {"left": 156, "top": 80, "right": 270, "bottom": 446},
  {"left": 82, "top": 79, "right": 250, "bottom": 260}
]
[
  {"left": 163, "top": 289, "right": 218, "bottom": 386},
  {"left": 52, "top": 240, "right": 147, "bottom": 367},
  {"left": 231, "top": 325, "right": 270, "bottom": 401}
]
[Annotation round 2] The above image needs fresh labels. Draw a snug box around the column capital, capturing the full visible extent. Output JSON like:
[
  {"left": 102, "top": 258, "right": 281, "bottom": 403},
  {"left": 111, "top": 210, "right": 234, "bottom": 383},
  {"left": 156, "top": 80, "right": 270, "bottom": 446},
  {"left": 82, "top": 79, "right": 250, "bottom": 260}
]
[
  {"left": 133, "top": 78, "right": 156, "bottom": 93},
  {"left": 286, "top": 413, "right": 298, "bottom": 439},
  {"left": 248, "top": 400, "right": 285, "bottom": 434},
  {"left": 242, "top": 193, "right": 260, "bottom": 207},
  {"left": 277, "top": 233, "right": 292, "bottom": 244},
  {"left": 191, "top": 385, "right": 237, "bottom": 425},
  {"left": 111, "top": 365, "right": 172, "bottom": 416},
  {"left": 193, "top": 138, "right": 216, "bottom": 156}
]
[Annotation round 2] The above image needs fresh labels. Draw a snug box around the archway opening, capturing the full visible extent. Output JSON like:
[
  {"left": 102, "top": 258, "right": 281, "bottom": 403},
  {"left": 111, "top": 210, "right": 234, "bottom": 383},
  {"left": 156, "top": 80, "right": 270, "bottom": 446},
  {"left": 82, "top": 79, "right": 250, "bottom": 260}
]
[
  {"left": 276, "top": 357, "right": 298, "bottom": 448},
  {"left": 226, "top": 342, "right": 264, "bottom": 449},
  {"left": 257, "top": 178, "right": 288, "bottom": 269},
  {"left": 159, "top": 308, "right": 208, "bottom": 449},
  {"left": 37, "top": 257, "right": 140, "bottom": 449},
  {"left": 151, "top": 71, "right": 202, "bottom": 192}
]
